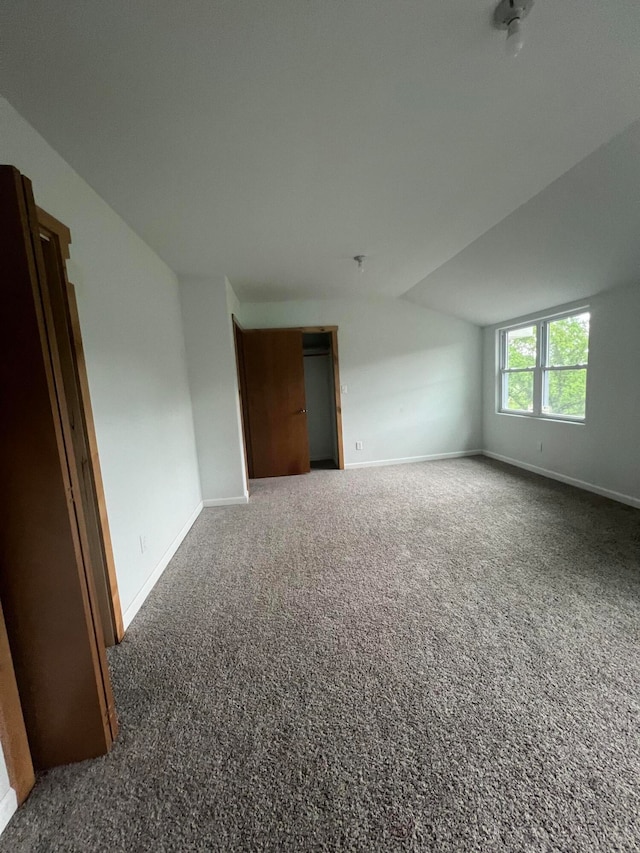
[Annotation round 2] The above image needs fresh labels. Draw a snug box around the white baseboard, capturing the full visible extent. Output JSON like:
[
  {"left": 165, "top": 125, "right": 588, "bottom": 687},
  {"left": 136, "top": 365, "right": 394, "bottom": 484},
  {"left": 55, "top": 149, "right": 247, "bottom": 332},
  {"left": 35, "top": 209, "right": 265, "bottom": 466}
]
[
  {"left": 123, "top": 501, "right": 204, "bottom": 630},
  {"left": 345, "top": 450, "right": 482, "bottom": 470},
  {"left": 0, "top": 787, "right": 17, "bottom": 837},
  {"left": 482, "top": 451, "right": 640, "bottom": 509},
  {"left": 203, "top": 494, "right": 249, "bottom": 507}
]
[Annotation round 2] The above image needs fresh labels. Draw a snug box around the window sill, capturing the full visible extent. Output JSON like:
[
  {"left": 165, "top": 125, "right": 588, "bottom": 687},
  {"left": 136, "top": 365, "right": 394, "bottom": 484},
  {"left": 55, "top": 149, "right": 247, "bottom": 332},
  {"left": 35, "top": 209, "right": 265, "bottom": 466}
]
[{"left": 497, "top": 410, "right": 585, "bottom": 425}]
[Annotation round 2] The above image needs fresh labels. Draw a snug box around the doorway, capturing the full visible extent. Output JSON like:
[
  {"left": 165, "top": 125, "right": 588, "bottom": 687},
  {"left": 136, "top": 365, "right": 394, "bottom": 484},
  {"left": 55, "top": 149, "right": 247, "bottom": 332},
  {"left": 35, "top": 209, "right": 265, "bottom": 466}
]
[
  {"left": 303, "top": 332, "right": 339, "bottom": 470},
  {"left": 235, "top": 324, "right": 344, "bottom": 479}
]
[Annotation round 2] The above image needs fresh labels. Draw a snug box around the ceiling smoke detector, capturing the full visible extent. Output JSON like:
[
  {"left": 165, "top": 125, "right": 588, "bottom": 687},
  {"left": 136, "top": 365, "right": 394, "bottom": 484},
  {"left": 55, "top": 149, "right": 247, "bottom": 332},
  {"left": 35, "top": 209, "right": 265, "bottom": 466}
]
[{"left": 493, "top": 0, "right": 534, "bottom": 58}]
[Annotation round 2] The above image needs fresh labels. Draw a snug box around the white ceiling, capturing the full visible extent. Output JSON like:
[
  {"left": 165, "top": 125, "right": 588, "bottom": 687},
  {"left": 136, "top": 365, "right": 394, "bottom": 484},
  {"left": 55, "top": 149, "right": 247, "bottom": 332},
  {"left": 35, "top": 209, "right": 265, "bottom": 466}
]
[
  {"left": 2, "top": 0, "right": 640, "bottom": 324},
  {"left": 404, "top": 118, "right": 640, "bottom": 324}
]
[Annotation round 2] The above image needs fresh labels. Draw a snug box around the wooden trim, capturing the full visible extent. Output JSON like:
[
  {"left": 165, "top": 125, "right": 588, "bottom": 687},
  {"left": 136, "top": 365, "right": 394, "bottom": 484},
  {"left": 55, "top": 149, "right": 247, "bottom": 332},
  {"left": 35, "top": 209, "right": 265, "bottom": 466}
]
[
  {"left": 36, "top": 208, "right": 124, "bottom": 645},
  {"left": 66, "top": 283, "right": 124, "bottom": 642},
  {"left": 38, "top": 235, "right": 119, "bottom": 648},
  {"left": 23, "top": 175, "right": 118, "bottom": 752},
  {"left": 295, "top": 325, "right": 338, "bottom": 333},
  {"left": 36, "top": 206, "right": 71, "bottom": 259},
  {"left": 299, "top": 326, "right": 344, "bottom": 470},
  {"left": 330, "top": 329, "right": 345, "bottom": 470},
  {"left": 0, "top": 165, "right": 117, "bottom": 772},
  {"left": 244, "top": 325, "right": 338, "bottom": 334},
  {"left": 232, "top": 316, "right": 253, "bottom": 483},
  {"left": 0, "top": 602, "right": 34, "bottom": 805}
]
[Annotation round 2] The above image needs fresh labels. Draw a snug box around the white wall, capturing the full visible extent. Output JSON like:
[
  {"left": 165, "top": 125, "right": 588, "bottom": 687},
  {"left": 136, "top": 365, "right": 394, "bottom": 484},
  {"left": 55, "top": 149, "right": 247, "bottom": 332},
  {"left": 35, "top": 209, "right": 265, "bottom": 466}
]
[
  {"left": 483, "top": 282, "right": 640, "bottom": 506},
  {"left": 180, "top": 278, "right": 247, "bottom": 503},
  {"left": 0, "top": 97, "right": 202, "bottom": 625},
  {"left": 0, "top": 746, "right": 9, "bottom": 801},
  {"left": 0, "top": 740, "right": 16, "bottom": 836},
  {"left": 237, "top": 298, "right": 482, "bottom": 466}
]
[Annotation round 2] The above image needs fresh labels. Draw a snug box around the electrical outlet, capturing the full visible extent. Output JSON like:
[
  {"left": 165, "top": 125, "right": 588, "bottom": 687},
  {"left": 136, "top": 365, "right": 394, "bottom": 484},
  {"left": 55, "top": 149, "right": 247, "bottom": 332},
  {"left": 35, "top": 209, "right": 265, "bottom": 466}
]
[
  {"left": 139, "top": 534, "right": 147, "bottom": 554},
  {"left": 356, "top": 441, "right": 363, "bottom": 450},
  {"left": 341, "top": 384, "right": 348, "bottom": 394}
]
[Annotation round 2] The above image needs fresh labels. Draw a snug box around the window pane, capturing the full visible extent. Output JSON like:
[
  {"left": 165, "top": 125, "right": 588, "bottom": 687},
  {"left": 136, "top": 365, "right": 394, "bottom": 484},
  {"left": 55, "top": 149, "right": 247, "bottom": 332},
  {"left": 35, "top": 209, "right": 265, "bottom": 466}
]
[
  {"left": 505, "top": 325, "right": 537, "bottom": 369},
  {"left": 504, "top": 371, "right": 534, "bottom": 412},
  {"left": 543, "top": 369, "right": 587, "bottom": 418},
  {"left": 547, "top": 313, "right": 590, "bottom": 366}
]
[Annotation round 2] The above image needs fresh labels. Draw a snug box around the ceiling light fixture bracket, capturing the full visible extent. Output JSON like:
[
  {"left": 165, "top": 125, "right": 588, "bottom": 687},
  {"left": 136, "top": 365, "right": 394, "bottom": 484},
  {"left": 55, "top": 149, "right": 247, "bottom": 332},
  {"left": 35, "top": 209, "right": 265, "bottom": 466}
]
[
  {"left": 493, "top": 0, "right": 533, "bottom": 30},
  {"left": 493, "top": 0, "right": 534, "bottom": 57},
  {"left": 353, "top": 255, "right": 366, "bottom": 273}
]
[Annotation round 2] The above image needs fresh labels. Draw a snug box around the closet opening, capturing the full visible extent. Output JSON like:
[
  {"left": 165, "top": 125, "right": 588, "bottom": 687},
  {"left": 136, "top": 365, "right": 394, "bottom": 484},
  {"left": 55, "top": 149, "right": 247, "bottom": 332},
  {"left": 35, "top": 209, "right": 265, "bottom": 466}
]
[
  {"left": 234, "top": 323, "right": 344, "bottom": 478},
  {"left": 303, "top": 332, "right": 339, "bottom": 471}
]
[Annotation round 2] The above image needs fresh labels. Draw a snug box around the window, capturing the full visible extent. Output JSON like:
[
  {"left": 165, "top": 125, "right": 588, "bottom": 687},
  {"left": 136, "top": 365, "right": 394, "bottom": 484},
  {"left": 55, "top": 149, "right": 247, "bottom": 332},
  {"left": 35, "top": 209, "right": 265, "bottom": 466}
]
[{"left": 499, "top": 310, "right": 590, "bottom": 421}]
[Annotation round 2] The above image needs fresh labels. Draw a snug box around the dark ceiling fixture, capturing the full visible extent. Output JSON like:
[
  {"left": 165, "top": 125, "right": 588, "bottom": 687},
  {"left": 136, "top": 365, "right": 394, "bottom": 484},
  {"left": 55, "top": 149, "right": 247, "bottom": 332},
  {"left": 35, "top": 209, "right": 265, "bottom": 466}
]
[{"left": 493, "top": 0, "right": 534, "bottom": 58}]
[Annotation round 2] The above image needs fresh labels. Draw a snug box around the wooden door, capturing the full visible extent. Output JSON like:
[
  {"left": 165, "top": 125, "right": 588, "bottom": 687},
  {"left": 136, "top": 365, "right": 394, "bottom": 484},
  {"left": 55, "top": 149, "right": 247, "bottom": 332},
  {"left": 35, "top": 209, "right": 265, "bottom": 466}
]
[
  {"left": 241, "top": 329, "right": 310, "bottom": 478},
  {"left": 38, "top": 225, "right": 123, "bottom": 647},
  {"left": 0, "top": 165, "right": 117, "bottom": 769}
]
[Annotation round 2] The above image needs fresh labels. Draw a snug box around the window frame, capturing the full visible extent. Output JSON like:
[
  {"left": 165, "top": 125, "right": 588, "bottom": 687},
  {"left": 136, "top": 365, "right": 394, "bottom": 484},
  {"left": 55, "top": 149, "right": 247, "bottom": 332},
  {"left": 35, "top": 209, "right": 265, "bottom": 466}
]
[{"left": 498, "top": 308, "right": 590, "bottom": 423}]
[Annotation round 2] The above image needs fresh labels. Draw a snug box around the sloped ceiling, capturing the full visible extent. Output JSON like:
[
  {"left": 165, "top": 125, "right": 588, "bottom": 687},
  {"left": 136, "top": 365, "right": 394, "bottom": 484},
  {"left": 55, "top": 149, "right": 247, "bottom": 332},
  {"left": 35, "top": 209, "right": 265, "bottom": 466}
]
[
  {"left": 404, "top": 119, "right": 640, "bottom": 324},
  {"left": 1, "top": 0, "right": 640, "bottom": 324}
]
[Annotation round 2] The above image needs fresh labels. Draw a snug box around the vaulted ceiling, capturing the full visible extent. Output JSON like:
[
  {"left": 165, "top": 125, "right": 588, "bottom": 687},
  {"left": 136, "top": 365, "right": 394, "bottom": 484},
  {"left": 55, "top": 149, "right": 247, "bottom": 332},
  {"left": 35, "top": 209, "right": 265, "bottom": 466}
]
[{"left": 2, "top": 0, "right": 640, "bottom": 324}]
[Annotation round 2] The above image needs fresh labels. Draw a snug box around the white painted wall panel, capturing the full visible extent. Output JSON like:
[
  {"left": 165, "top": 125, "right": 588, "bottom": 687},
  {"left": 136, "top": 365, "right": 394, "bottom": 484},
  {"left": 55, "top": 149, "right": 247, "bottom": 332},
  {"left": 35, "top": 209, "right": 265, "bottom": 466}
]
[
  {"left": 0, "top": 97, "right": 202, "bottom": 620},
  {"left": 482, "top": 283, "right": 640, "bottom": 504},
  {"left": 237, "top": 298, "right": 482, "bottom": 466},
  {"left": 0, "top": 738, "right": 16, "bottom": 834},
  {"left": 180, "top": 278, "right": 247, "bottom": 502}
]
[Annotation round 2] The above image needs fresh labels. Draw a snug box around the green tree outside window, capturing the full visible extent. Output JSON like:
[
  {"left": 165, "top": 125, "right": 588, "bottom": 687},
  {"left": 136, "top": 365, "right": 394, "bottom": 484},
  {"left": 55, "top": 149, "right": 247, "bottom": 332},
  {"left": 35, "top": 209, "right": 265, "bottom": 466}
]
[{"left": 500, "top": 312, "right": 590, "bottom": 419}]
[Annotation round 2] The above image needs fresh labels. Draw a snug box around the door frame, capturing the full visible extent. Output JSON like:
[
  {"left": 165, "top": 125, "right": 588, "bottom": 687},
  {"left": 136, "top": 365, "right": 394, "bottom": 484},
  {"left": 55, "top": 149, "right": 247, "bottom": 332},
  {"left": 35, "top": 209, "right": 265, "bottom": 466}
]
[
  {"left": 232, "top": 316, "right": 251, "bottom": 495},
  {"left": 0, "top": 165, "right": 118, "bottom": 788},
  {"left": 298, "top": 326, "right": 344, "bottom": 471},
  {"left": 327, "top": 327, "right": 345, "bottom": 471},
  {"left": 36, "top": 206, "right": 124, "bottom": 646},
  {"left": 233, "top": 323, "right": 345, "bottom": 475}
]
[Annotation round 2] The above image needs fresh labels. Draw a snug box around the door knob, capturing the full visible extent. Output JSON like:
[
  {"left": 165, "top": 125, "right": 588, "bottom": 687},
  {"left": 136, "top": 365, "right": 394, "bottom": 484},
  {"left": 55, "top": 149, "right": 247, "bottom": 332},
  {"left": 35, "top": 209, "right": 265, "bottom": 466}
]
[{"left": 299, "top": 409, "right": 307, "bottom": 413}]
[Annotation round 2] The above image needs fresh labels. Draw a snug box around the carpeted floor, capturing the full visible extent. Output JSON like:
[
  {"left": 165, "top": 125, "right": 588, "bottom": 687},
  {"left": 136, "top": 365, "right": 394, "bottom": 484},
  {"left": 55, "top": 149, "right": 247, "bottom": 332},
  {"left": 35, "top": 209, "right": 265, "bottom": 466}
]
[{"left": 2, "top": 457, "right": 640, "bottom": 852}]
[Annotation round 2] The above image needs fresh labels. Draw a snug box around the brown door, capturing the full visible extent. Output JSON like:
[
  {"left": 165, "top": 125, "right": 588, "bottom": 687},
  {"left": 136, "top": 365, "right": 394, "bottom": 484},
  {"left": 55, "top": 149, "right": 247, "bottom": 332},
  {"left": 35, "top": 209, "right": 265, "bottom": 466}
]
[
  {"left": 241, "top": 329, "right": 310, "bottom": 478},
  {"left": 0, "top": 165, "right": 117, "bottom": 770},
  {"left": 38, "top": 227, "right": 123, "bottom": 647}
]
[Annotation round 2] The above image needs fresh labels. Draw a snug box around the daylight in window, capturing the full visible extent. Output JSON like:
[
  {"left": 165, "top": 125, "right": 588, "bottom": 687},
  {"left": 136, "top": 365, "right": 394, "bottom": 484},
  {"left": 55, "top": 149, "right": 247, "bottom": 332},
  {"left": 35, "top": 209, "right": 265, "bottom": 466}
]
[{"left": 499, "top": 311, "right": 590, "bottom": 421}]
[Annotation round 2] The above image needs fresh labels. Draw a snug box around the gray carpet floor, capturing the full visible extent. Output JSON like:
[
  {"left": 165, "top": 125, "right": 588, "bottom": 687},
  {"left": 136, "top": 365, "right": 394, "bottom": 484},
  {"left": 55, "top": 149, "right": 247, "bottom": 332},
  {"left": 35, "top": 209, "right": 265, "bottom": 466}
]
[{"left": 2, "top": 457, "right": 640, "bottom": 852}]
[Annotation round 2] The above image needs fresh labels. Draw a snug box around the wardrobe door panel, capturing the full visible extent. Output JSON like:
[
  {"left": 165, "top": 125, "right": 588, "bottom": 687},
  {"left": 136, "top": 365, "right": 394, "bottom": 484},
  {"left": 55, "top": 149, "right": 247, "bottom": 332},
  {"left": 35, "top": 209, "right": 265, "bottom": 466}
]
[{"left": 0, "top": 165, "right": 116, "bottom": 769}]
